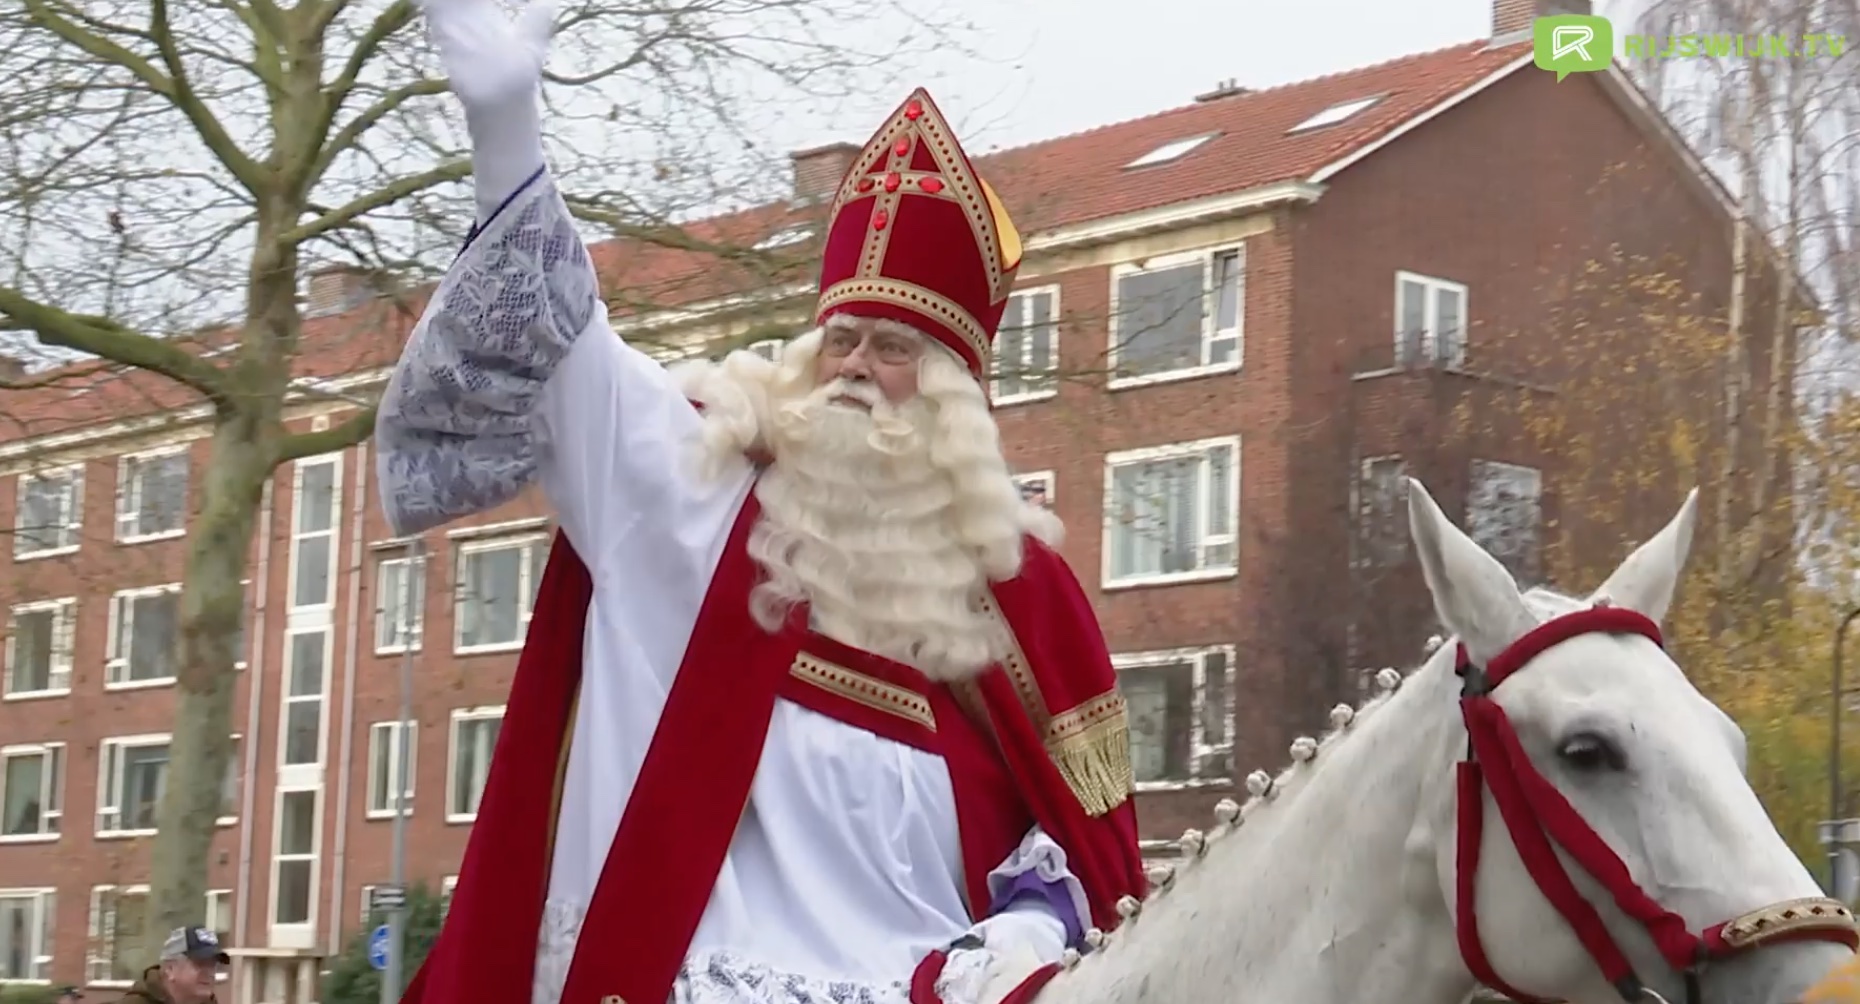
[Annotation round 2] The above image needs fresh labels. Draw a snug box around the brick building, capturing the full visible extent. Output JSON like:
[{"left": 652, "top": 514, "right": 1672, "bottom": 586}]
[{"left": 0, "top": 0, "right": 1772, "bottom": 997}]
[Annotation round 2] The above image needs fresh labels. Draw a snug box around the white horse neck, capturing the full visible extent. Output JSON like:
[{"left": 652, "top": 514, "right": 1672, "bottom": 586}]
[{"left": 1042, "top": 646, "right": 1477, "bottom": 1004}]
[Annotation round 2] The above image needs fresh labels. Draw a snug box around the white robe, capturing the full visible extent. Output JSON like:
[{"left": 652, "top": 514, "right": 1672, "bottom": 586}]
[{"left": 374, "top": 167, "right": 1090, "bottom": 1004}]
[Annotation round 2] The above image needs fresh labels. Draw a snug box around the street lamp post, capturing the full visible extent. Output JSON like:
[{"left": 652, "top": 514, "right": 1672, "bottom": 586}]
[{"left": 1827, "top": 604, "right": 1860, "bottom": 898}]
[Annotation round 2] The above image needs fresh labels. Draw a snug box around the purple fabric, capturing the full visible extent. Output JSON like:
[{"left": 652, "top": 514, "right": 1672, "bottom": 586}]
[{"left": 990, "top": 867, "right": 1085, "bottom": 948}]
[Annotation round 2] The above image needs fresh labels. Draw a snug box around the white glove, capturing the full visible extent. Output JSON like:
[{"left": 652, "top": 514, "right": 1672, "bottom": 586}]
[
  {"left": 416, "top": 0, "right": 555, "bottom": 218},
  {"left": 934, "top": 902, "right": 1068, "bottom": 1004}
]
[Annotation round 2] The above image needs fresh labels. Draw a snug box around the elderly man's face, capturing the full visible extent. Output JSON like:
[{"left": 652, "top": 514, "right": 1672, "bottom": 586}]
[
  {"left": 161, "top": 956, "right": 220, "bottom": 1004},
  {"left": 815, "top": 317, "right": 924, "bottom": 406}
]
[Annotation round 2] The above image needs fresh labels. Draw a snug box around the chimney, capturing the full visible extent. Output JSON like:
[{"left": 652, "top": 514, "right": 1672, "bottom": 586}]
[
  {"left": 303, "top": 265, "right": 376, "bottom": 318},
  {"left": 1492, "top": 0, "right": 1591, "bottom": 42},
  {"left": 788, "top": 143, "right": 860, "bottom": 205},
  {"left": 1196, "top": 79, "right": 1252, "bottom": 103}
]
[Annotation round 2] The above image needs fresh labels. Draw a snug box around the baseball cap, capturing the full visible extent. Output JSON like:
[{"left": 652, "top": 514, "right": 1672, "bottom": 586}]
[{"left": 160, "top": 926, "right": 231, "bottom": 964}]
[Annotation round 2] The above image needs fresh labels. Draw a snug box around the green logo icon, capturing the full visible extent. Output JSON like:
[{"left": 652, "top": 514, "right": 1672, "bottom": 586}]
[{"left": 1534, "top": 14, "right": 1614, "bottom": 80}]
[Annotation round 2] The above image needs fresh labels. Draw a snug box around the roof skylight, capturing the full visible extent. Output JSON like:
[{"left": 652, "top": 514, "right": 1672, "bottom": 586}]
[
  {"left": 1125, "top": 132, "right": 1219, "bottom": 169},
  {"left": 1287, "top": 95, "right": 1383, "bottom": 133}
]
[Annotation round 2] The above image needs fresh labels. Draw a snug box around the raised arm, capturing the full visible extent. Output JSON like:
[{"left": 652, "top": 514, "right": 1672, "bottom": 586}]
[{"left": 374, "top": 0, "right": 730, "bottom": 571}]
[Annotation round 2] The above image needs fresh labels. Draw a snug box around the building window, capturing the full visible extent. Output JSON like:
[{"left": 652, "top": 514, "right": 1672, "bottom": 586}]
[
  {"left": 105, "top": 585, "right": 181, "bottom": 688},
  {"left": 1108, "top": 246, "right": 1242, "bottom": 387},
  {"left": 746, "top": 338, "right": 784, "bottom": 362},
  {"left": 5, "top": 599, "right": 75, "bottom": 698},
  {"left": 375, "top": 551, "right": 426, "bottom": 654},
  {"left": 115, "top": 448, "right": 188, "bottom": 542},
  {"left": 989, "top": 287, "right": 1060, "bottom": 403},
  {"left": 272, "top": 788, "right": 318, "bottom": 927},
  {"left": 1395, "top": 271, "right": 1466, "bottom": 369},
  {"left": 454, "top": 535, "right": 548, "bottom": 653},
  {"left": 290, "top": 457, "right": 342, "bottom": 610},
  {"left": 447, "top": 707, "right": 504, "bottom": 822},
  {"left": 218, "top": 735, "right": 242, "bottom": 825},
  {"left": 367, "top": 721, "right": 417, "bottom": 819},
  {"left": 0, "top": 744, "right": 63, "bottom": 841},
  {"left": 1116, "top": 646, "right": 1235, "bottom": 787},
  {"left": 87, "top": 887, "right": 223, "bottom": 985},
  {"left": 1012, "top": 471, "right": 1055, "bottom": 511},
  {"left": 86, "top": 885, "right": 149, "bottom": 985},
  {"left": 97, "top": 736, "right": 168, "bottom": 836},
  {"left": 0, "top": 888, "right": 55, "bottom": 981},
  {"left": 1102, "top": 437, "right": 1240, "bottom": 587},
  {"left": 234, "top": 579, "right": 250, "bottom": 671},
  {"left": 1467, "top": 460, "right": 1543, "bottom": 586},
  {"left": 1354, "top": 455, "right": 1409, "bottom": 569},
  {"left": 14, "top": 466, "right": 82, "bottom": 558},
  {"left": 280, "top": 630, "right": 328, "bottom": 768}
]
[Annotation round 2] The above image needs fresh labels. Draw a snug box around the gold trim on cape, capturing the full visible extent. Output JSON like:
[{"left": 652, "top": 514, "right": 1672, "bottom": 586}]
[{"left": 790, "top": 652, "right": 938, "bottom": 731}]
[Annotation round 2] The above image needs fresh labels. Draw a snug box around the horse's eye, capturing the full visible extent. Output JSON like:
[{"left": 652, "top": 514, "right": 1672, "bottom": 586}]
[{"left": 1558, "top": 731, "right": 1627, "bottom": 772}]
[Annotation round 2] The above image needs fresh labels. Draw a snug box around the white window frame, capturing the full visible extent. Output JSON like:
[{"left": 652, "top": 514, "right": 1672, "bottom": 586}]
[
  {"left": 452, "top": 534, "right": 548, "bottom": 655},
  {"left": 0, "top": 743, "right": 63, "bottom": 843},
  {"left": 746, "top": 337, "right": 785, "bottom": 361},
  {"left": 114, "top": 445, "right": 189, "bottom": 544},
  {"left": 4, "top": 598, "right": 75, "bottom": 699},
  {"left": 1100, "top": 436, "right": 1242, "bottom": 589},
  {"left": 104, "top": 583, "right": 182, "bottom": 690},
  {"left": 204, "top": 888, "right": 232, "bottom": 983},
  {"left": 1106, "top": 245, "right": 1244, "bottom": 390},
  {"left": 988, "top": 285, "right": 1062, "bottom": 405},
  {"left": 13, "top": 464, "right": 83, "bottom": 559},
  {"left": 1288, "top": 95, "right": 1382, "bottom": 133},
  {"left": 82, "top": 886, "right": 228, "bottom": 986},
  {"left": 234, "top": 577, "right": 251, "bottom": 671},
  {"left": 1394, "top": 270, "right": 1468, "bottom": 370},
  {"left": 286, "top": 454, "right": 343, "bottom": 613},
  {"left": 269, "top": 786, "right": 321, "bottom": 946},
  {"left": 276, "top": 627, "right": 330, "bottom": 785},
  {"left": 366, "top": 721, "right": 417, "bottom": 820},
  {"left": 1114, "top": 644, "right": 1236, "bottom": 791},
  {"left": 96, "top": 734, "right": 169, "bottom": 838},
  {"left": 85, "top": 883, "right": 148, "bottom": 986},
  {"left": 0, "top": 887, "right": 55, "bottom": 983},
  {"left": 374, "top": 551, "right": 426, "bottom": 655},
  {"left": 217, "top": 733, "right": 243, "bottom": 827},
  {"left": 1012, "top": 471, "right": 1055, "bottom": 512},
  {"left": 446, "top": 706, "right": 505, "bottom": 823}
]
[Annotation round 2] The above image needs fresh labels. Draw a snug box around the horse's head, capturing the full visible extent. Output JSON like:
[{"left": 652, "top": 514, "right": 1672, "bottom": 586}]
[{"left": 1404, "top": 477, "right": 1857, "bottom": 1004}]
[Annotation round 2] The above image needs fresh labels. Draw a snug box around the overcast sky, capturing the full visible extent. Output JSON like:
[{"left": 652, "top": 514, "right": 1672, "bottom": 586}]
[{"left": 769, "top": 0, "right": 1640, "bottom": 158}]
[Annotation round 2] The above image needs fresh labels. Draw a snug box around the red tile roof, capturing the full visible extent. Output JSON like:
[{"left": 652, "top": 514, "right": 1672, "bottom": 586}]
[{"left": 0, "top": 38, "right": 1530, "bottom": 446}]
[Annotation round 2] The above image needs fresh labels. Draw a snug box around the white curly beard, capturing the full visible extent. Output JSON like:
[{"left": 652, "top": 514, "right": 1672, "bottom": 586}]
[{"left": 745, "top": 377, "right": 1014, "bottom": 681}]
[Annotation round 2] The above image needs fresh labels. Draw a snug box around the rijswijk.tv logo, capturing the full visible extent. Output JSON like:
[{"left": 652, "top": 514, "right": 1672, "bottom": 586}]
[{"left": 1533, "top": 12, "right": 1614, "bottom": 81}]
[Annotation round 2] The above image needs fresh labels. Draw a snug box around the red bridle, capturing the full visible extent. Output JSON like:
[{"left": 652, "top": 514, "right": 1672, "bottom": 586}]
[{"left": 1453, "top": 603, "right": 1860, "bottom": 1004}]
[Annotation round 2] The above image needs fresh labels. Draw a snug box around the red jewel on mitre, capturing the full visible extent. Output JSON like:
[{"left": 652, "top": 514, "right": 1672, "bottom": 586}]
[{"left": 813, "top": 88, "right": 1025, "bottom": 385}]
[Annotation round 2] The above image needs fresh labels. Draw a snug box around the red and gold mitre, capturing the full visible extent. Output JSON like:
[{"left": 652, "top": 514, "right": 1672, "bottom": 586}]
[{"left": 813, "top": 88, "right": 1024, "bottom": 382}]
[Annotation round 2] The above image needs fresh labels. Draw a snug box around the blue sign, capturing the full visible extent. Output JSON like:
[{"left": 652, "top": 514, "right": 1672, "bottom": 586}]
[{"left": 368, "top": 924, "right": 391, "bottom": 971}]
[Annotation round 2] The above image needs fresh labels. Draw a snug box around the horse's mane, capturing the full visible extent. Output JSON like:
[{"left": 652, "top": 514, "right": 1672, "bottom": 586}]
[{"left": 1059, "top": 585, "right": 1583, "bottom": 969}]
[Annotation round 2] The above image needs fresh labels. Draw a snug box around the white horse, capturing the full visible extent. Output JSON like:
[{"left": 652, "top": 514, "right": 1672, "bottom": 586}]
[{"left": 1025, "top": 478, "right": 1857, "bottom": 1004}]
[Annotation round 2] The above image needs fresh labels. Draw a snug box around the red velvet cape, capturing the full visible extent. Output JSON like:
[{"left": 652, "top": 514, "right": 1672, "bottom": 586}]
[{"left": 401, "top": 504, "right": 1145, "bottom": 1004}]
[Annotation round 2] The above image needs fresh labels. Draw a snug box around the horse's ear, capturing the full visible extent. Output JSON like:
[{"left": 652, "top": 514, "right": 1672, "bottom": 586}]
[
  {"left": 1591, "top": 487, "right": 1699, "bottom": 624},
  {"left": 1405, "top": 477, "right": 1537, "bottom": 667}
]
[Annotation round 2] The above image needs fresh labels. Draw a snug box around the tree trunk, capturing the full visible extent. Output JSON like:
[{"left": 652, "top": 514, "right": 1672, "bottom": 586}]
[
  {"left": 142, "top": 408, "right": 276, "bottom": 967},
  {"left": 143, "top": 212, "right": 296, "bottom": 966}
]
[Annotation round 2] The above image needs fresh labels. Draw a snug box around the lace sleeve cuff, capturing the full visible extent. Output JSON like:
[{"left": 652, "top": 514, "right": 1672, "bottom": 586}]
[
  {"left": 375, "top": 167, "right": 599, "bottom": 537},
  {"left": 985, "top": 827, "right": 1091, "bottom": 948}
]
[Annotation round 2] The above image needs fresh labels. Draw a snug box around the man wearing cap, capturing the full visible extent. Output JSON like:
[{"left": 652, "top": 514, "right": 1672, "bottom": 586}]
[
  {"left": 374, "top": 1, "right": 1148, "bottom": 1003},
  {"left": 106, "top": 927, "right": 226, "bottom": 1004}
]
